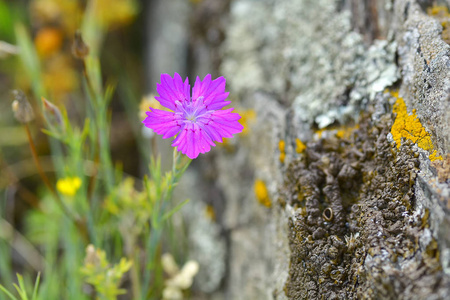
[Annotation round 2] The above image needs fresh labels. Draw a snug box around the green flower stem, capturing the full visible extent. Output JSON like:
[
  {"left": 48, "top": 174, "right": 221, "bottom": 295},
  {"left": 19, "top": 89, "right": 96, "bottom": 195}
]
[
  {"left": 142, "top": 149, "right": 191, "bottom": 298},
  {"left": 79, "top": 57, "right": 115, "bottom": 194}
]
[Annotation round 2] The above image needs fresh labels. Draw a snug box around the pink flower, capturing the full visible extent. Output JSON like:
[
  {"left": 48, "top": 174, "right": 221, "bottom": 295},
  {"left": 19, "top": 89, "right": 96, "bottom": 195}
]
[{"left": 143, "top": 73, "right": 243, "bottom": 159}]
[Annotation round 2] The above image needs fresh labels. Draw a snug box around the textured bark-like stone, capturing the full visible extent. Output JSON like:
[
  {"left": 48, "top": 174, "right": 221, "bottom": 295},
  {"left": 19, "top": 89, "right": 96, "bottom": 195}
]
[{"left": 170, "top": 0, "right": 450, "bottom": 299}]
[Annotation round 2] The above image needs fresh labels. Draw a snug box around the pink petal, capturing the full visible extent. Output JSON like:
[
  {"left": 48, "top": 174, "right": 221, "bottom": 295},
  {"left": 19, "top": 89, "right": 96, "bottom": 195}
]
[
  {"left": 156, "top": 73, "right": 191, "bottom": 111},
  {"left": 171, "top": 123, "right": 216, "bottom": 159},
  {"left": 192, "top": 75, "right": 230, "bottom": 110},
  {"left": 143, "top": 108, "right": 183, "bottom": 138},
  {"left": 197, "top": 109, "right": 243, "bottom": 142}
]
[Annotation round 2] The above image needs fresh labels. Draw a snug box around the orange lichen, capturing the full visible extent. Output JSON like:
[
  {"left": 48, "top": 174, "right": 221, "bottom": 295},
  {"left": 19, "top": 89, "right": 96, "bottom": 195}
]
[
  {"left": 295, "top": 138, "right": 306, "bottom": 153},
  {"left": 279, "top": 140, "right": 286, "bottom": 163},
  {"left": 254, "top": 179, "right": 271, "bottom": 208},
  {"left": 391, "top": 95, "right": 442, "bottom": 161}
]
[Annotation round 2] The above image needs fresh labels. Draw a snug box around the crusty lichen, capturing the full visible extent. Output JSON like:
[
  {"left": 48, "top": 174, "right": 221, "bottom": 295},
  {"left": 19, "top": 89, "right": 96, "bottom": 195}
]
[
  {"left": 390, "top": 92, "right": 443, "bottom": 161},
  {"left": 223, "top": 0, "right": 398, "bottom": 129},
  {"left": 281, "top": 104, "right": 450, "bottom": 298}
]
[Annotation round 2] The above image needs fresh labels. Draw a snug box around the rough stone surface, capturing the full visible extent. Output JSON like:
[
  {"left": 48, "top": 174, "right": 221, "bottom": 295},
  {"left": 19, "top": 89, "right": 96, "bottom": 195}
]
[{"left": 170, "top": 0, "right": 450, "bottom": 299}]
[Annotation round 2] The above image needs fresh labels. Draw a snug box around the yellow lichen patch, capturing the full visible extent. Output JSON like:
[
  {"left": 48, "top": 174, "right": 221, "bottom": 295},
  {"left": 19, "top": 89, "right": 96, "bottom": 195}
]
[
  {"left": 205, "top": 204, "right": 216, "bottom": 221},
  {"left": 315, "top": 128, "right": 325, "bottom": 139},
  {"left": 429, "top": 150, "right": 443, "bottom": 162},
  {"left": 427, "top": 5, "right": 450, "bottom": 18},
  {"left": 335, "top": 124, "right": 359, "bottom": 139},
  {"left": 296, "top": 138, "right": 306, "bottom": 153},
  {"left": 279, "top": 140, "right": 286, "bottom": 163},
  {"left": 254, "top": 179, "right": 271, "bottom": 208},
  {"left": 279, "top": 152, "right": 286, "bottom": 163},
  {"left": 391, "top": 96, "right": 442, "bottom": 161},
  {"left": 237, "top": 109, "right": 256, "bottom": 136},
  {"left": 427, "top": 5, "right": 450, "bottom": 44},
  {"left": 278, "top": 140, "right": 285, "bottom": 152},
  {"left": 56, "top": 176, "right": 82, "bottom": 196}
]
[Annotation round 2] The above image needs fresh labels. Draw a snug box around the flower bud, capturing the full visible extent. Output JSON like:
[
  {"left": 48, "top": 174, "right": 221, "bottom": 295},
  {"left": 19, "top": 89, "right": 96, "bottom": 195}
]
[
  {"left": 42, "top": 97, "right": 65, "bottom": 131},
  {"left": 12, "top": 90, "right": 35, "bottom": 123}
]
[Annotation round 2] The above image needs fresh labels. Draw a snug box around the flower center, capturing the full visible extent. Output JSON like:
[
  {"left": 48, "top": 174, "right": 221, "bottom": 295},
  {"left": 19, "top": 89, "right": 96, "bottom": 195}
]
[
  {"left": 186, "top": 114, "right": 197, "bottom": 121},
  {"left": 180, "top": 98, "right": 207, "bottom": 123}
]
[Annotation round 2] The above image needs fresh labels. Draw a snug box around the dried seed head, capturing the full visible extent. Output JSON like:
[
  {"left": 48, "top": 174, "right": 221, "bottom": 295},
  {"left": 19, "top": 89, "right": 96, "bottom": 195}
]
[
  {"left": 72, "top": 30, "right": 89, "bottom": 59},
  {"left": 84, "top": 244, "right": 100, "bottom": 266},
  {"left": 12, "top": 90, "right": 34, "bottom": 123}
]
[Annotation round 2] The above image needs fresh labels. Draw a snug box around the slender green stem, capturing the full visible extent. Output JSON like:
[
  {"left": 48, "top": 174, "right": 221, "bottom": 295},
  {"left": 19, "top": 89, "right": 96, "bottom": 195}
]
[
  {"left": 130, "top": 248, "right": 141, "bottom": 300},
  {"left": 142, "top": 149, "right": 191, "bottom": 298}
]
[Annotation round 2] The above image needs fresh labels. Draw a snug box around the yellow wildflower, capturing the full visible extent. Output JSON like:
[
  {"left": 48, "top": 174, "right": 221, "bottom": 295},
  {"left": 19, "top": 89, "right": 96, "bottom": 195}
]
[
  {"left": 56, "top": 176, "right": 82, "bottom": 196},
  {"left": 162, "top": 253, "right": 199, "bottom": 300},
  {"left": 254, "top": 179, "right": 271, "bottom": 208}
]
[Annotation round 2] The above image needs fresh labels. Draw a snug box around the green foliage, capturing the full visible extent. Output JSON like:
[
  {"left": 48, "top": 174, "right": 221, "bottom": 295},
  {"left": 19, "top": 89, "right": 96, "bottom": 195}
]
[
  {"left": 0, "top": 273, "right": 40, "bottom": 300},
  {"left": 80, "top": 245, "right": 132, "bottom": 300},
  {"left": 0, "top": 1, "right": 194, "bottom": 299}
]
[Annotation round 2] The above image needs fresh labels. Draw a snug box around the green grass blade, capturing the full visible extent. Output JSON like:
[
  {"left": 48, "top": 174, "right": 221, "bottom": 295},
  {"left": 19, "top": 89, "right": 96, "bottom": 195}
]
[
  {"left": 14, "top": 23, "right": 45, "bottom": 100},
  {"left": 31, "top": 273, "right": 40, "bottom": 300},
  {"left": 0, "top": 285, "right": 18, "bottom": 300}
]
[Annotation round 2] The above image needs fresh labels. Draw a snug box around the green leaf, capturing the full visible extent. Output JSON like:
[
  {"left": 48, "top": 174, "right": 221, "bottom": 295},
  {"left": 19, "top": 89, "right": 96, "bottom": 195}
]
[
  {"left": 161, "top": 199, "right": 190, "bottom": 223},
  {"left": 14, "top": 274, "right": 28, "bottom": 300},
  {"left": 0, "top": 1, "right": 15, "bottom": 41},
  {"left": 41, "top": 129, "right": 62, "bottom": 141}
]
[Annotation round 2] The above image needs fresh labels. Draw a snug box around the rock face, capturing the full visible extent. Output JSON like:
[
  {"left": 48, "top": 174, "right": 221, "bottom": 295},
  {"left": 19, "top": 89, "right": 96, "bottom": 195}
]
[{"left": 167, "top": 0, "right": 450, "bottom": 299}]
